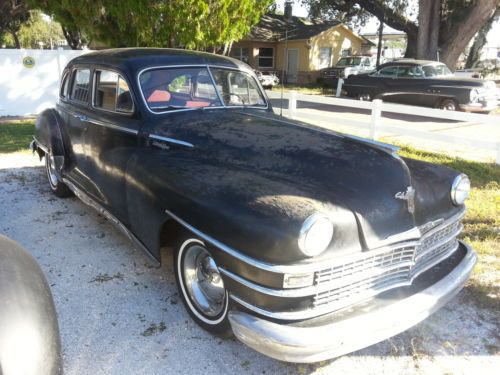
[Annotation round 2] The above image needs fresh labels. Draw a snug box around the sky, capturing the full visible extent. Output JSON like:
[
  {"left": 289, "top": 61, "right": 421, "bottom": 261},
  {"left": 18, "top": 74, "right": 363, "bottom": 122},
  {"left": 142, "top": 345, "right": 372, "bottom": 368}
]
[{"left": 275, "top": 0, "right": 500, "bottom": 46}]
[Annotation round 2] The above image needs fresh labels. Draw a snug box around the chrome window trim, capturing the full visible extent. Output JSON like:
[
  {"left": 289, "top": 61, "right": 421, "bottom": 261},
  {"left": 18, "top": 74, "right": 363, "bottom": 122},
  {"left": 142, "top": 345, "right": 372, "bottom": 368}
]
[
  {"left": 91, "top": 68, "right": 135, "bottom": 115},
  {"left": 136, "top": 64, "right": 269, "bottom": 115},
  {"left": 164, "top": 208, "right": 466, "bottom": 275},
  {"left": 149, "top": 134, "right": 194, "bottom": 148},
  {"left": 69, "top": 67, "right": 92, "bottom": 105}
]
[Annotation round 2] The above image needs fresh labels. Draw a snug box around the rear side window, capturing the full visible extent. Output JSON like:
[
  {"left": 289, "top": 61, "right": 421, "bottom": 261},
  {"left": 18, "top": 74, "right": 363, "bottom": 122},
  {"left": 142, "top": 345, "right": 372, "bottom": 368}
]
[
  {"left": 377, "top": 66, "right": 398, "bottom": 77},
  {"left": 70, "top": 69, "right": 90, "bottom": 104},
  {"left": 94, "top": 70, "right": 134, "bottom": 113}
]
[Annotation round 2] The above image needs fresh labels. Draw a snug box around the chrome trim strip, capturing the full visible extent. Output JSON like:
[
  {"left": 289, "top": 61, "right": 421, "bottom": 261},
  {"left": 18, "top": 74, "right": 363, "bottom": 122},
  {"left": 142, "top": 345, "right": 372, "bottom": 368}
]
[
  {"left": 149, "top": 134, "right": 194, "bottom": 148},
  {"left": 86, "top": 118, "right": 139, "bottom": 135},
  {"left": 164, "top": 208, "right": 466, "bottom": 275},
  {"left": 228, "top": 243, "right": 477, "bottom": 363},
  {"left": 62, "top": 178, "right": 159, "bottom": 265},
  {"left": 229, "top": 240, "right": 464, "bottom": 321}
]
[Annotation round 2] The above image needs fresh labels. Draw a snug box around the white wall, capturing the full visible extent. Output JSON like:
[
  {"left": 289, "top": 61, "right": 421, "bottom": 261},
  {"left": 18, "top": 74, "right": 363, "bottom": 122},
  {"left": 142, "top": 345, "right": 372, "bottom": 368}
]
[{"left": 0, "top": 49, "right": 90, "bottom": 116}]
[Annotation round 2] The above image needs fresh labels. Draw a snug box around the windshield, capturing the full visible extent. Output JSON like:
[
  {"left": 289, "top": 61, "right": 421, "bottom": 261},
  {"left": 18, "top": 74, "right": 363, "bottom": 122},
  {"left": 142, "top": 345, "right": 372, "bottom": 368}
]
[
  {"left": 336, "top": 57, "right": 362, "bottom": 67},
  {"left": 422, "top": 64, "right": 453, "bottom": 77},
  {"left": 139, "top": 66, "right": 266, "bottom": 113}
]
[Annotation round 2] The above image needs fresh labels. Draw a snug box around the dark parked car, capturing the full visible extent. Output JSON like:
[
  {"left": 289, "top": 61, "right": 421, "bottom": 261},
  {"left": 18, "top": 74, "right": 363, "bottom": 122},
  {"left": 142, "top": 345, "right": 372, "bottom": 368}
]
[
  {"left": 0, "top": 235, "right": 62, "bottom": 375},
  {"left": 31, "top": 49, "right": 476, "bottom": 363},
  {"left": 343, "top": 59, "right": 499, "bottom": 112}
]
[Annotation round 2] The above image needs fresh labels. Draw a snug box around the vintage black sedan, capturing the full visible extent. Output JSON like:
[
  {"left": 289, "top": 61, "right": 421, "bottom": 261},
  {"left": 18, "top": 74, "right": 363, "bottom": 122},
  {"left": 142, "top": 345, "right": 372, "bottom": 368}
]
[
  {"left": 31, "top": 49, "right": 476, "bottom": 363},
  {"left": 343, "top": 59, "right": 499, "bottom": 112}
]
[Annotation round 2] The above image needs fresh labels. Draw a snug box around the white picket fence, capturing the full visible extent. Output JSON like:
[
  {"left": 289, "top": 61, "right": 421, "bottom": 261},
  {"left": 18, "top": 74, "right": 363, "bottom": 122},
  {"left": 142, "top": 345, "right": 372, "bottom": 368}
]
[
  {"left": 0, "top": 49, "right": 91, "bottom": 116},
  {"left": 267, "top": 91, "right": 500, "bottom": 164}
]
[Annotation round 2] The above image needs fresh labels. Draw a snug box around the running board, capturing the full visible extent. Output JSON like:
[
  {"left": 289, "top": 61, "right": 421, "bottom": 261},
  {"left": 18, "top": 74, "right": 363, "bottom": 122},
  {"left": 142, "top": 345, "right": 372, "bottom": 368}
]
[{"left": 62, "top": 177, "right": 160, "bottom": 266}]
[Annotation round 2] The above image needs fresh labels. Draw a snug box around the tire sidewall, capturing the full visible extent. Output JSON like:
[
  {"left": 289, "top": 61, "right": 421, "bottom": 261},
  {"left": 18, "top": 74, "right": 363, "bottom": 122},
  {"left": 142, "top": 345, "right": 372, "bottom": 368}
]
[{"left": 174, "top": 237, "right": 231, "bottom": 334}]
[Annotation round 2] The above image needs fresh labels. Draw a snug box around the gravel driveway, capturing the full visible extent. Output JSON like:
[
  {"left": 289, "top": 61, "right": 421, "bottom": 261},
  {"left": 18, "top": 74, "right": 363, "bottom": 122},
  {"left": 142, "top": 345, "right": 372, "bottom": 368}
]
[{"left": 0, "top": 153, "right": 498, "bottom": 375}]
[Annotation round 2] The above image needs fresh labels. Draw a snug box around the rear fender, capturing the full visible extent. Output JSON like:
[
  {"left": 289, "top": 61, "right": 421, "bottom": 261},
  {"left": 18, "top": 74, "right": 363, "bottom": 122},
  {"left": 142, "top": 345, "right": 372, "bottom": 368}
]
[{"left": 34, "top": 108, "right": 66, "bottom": 171}]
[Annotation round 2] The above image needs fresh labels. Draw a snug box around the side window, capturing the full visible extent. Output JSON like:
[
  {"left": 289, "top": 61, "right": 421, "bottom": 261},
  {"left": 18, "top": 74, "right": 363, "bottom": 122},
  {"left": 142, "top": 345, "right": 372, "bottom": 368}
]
[
  {"left": 377, "top": 66, "right": 398, "bottom": 77},
  {"left": 94, "top": 70, "right": 133, "bottom": 113},
  {"left": 397, "top": 66, "right": 424, "bottom": 78},
  {"left": 70, "top": 69, "right": 90, "bottom": 104},
  {"left": 60, "top": 72, "right": 70, "bottom": 99}
]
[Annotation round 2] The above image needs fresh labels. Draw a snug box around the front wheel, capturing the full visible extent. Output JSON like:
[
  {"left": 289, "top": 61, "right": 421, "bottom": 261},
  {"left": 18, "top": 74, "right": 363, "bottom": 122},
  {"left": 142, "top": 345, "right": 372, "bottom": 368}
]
[
  {"left": 45, "top": 153, "right": 72, "bottom": 198},
  {"left": 439, "top": 98, "right": 459, "bottom": 111},
  {"left": 174, "top": 237, "right": 231, "bottom": 336}
]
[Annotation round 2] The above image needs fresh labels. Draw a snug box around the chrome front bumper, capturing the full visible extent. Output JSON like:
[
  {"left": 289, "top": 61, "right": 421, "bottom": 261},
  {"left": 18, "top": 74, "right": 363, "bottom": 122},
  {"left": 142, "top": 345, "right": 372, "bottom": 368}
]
[
  {"left": 228, "top": 241, "right": 476, "bottom": 363},
  {"left": 460, "top": 100, "right": 498, "bottom": 112}
]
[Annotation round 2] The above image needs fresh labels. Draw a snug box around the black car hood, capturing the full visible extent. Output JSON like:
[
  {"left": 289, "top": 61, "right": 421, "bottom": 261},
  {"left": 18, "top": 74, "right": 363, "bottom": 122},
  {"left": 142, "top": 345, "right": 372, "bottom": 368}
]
[{"left": 146, "top": 109, "right": 460, "bottom": 262}]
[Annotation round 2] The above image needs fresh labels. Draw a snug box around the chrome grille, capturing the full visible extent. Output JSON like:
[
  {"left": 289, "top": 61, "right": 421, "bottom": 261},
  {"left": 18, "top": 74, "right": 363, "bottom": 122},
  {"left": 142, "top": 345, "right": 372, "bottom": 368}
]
[{"left": 313, "top": 213, "right": 463, "bottom": 310}]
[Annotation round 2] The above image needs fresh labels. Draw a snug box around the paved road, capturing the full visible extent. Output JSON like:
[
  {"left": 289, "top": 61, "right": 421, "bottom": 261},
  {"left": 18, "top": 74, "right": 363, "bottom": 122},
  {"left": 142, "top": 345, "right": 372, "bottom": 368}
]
[
  {"left": 0, "top": 152, "right": 498, "bottom": 374},
  {"left": 268, "top": 96, "right": 499, "bottom": 163}
]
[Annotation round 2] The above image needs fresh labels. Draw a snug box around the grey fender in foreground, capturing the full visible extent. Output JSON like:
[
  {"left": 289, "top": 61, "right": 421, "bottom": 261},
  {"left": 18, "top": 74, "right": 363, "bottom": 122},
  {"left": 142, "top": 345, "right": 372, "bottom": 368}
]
[{"left": 0, "top": 235, "right": 62, "bottom": 375}]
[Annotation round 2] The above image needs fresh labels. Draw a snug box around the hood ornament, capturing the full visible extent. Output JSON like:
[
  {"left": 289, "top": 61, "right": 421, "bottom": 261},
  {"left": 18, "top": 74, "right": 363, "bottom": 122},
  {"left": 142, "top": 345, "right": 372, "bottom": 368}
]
[{"left": 395, "top": 186, "right": 415, "bottom": 214}]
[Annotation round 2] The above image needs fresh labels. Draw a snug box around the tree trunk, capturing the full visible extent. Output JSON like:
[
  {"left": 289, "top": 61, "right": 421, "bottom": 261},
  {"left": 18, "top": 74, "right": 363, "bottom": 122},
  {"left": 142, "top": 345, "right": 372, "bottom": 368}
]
[
  {"left": 439, "top": 0, "right": 499, "bottom": 70},
  {"left": 404, "top": 30, "right": 418, "bottom": 58},
  {"left": 465, "top": 10, "right": 499, "bottom": 69},
  {"left": 10, "top": 30, "right": 20, "bottom": 49},
  {"left": 62, "top": 26, "right": 83, "bottom": 50},
  {"left": 417, "top": 0, "right": 440, "bottom": 60}
]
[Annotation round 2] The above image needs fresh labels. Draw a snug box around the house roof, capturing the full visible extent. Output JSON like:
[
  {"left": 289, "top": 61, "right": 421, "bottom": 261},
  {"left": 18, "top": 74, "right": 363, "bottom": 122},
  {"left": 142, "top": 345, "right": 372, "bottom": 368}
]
[{"left": 245, "top": 13, "right": 342, "bottom": 41}]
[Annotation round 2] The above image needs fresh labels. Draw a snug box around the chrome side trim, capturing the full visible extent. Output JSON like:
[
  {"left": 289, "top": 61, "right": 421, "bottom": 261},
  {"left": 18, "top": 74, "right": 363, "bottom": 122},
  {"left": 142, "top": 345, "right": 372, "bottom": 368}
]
[
  {"left": 62, "top": 178, "right": 159, "bottom": 265},
  {"left": 86, "top": 118, "right": 139, "bottom": 135},
  {"left": 164, "top": 208, "right": 466, "bottom": 275},
  {"left": 228, "top": 242, "right": 477, "bottom": 363},
  {"left": 222, "top": 238, "right": 460, "bottom": 306},
  {"left": 149, "top": 134, "right": 194, "bottom": 148}
]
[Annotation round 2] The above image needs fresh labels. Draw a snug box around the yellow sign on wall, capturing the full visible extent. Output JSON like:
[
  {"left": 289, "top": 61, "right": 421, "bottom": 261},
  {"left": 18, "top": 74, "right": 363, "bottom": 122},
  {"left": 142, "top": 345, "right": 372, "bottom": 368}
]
[{"left": 22, "top": 56, "right": 35, "bottom": 68}]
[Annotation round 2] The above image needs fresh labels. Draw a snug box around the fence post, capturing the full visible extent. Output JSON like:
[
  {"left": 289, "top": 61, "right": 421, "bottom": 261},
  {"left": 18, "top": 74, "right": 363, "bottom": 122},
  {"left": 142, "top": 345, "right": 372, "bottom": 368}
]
[
  {"left": 370, "top": 99, "right": 382, "bottom": 140},
  {"left": 496, "top": 141, "right": 500, "bottom": 165},
  {"left": 336, "top": 78, "right": 344, "bottom": 97},
  {"left": 289, "top": 91, "right": 297, "bottom": 119}
]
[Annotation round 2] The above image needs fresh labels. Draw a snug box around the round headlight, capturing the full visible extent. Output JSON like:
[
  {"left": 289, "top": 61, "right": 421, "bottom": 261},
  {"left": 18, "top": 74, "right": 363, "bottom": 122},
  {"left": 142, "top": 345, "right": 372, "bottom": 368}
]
[
  {"left": 451, "top": 174, "right": 471, "bottom": 205},
  {"left": 298, "top": 213, "right": 333, "bottom": 257}
]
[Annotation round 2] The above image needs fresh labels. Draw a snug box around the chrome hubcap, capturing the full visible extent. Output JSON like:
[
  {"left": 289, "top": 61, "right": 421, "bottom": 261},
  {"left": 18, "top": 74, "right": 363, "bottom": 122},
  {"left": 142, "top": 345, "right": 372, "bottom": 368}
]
[
  {"left": 47, "top": 155, "right": 58, "bottom": 187},
  {"left": 182, "top": 244, "right": 226, "bottom": 317}
]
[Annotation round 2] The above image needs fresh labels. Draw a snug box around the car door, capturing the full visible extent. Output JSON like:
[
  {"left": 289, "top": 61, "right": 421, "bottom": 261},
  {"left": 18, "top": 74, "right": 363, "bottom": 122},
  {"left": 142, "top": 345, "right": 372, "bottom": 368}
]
[
  {"left": 58, "top": 67, "right": 95, "bottom": 192},
  {"left": 84, "top": 68, "right": 141, "bottom": 225},
  {"left": 389, "top": 65, "right": 429, "bottom": 106}
]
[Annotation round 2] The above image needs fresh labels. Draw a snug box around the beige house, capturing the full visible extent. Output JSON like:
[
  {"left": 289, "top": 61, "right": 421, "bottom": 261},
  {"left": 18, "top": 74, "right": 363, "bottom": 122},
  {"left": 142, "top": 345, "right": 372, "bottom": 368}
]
[{"left": 232, "top": 13, "right": 372, "bottom": 83}]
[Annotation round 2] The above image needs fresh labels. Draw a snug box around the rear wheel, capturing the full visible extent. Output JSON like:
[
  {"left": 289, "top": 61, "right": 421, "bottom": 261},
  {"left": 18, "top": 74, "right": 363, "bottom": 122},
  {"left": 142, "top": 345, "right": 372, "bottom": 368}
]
[
  {"left": 174, "top": 236, "right": 231, "bottom": 336},
  {"left": 439, "top": 98, "right": 458, "bottom": 111},
  {"left": 45, "top": 152, "right": 72, "bottom": 198}
]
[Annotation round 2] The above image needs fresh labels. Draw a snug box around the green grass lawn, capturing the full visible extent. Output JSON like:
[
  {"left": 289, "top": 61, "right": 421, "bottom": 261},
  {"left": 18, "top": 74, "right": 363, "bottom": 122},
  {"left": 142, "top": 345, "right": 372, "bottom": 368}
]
[
  {"left": 1, "top": 119, "right": 498, "bottom": 305},
  {"left": 0, "top": 119, "right": 35, "bottom": 153}
]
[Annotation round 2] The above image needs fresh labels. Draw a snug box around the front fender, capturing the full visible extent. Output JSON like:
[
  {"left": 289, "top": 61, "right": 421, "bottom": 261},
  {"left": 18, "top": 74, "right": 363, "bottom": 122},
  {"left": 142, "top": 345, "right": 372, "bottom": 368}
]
[{"left": 0, "top": 235, "right": 62, "bottom": 375}]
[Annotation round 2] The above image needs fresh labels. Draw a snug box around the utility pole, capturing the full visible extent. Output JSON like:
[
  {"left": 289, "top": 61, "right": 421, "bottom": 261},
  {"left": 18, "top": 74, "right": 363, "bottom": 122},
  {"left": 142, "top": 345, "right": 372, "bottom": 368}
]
[{"left": 376, "top": 17, "right": 384, "bottom": 68}]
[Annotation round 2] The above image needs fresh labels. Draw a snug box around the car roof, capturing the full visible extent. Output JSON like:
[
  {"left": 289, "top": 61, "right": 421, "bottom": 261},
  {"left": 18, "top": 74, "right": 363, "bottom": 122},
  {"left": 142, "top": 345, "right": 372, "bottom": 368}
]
[
  {"left": 68, "top": 48, "right": 249, "bottom": 74},
  {"left": 379, "top": 59, "right": 445, "bottom": 68}
]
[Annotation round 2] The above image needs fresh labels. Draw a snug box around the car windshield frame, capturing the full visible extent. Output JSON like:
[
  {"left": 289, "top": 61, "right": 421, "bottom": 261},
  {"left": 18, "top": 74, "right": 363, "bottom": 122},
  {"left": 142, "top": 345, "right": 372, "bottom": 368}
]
[{"left": 137, "top": 64, "right": 268, "bottom": 115}]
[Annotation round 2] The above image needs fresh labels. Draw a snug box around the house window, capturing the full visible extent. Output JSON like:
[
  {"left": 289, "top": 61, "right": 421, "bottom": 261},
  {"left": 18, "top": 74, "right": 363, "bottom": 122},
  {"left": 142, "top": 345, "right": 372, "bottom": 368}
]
[
  {"left": 258, "top": 48, "right": 274, "bottom": 68},
  {"left": 341, "top": 48, "right": 352, "bottom": 57},
  {"left": 319, "top": 47, "right": 332, "bottom": 69},
  {"left": 232, "top": 47, "right": 249, "bottom": 64}
]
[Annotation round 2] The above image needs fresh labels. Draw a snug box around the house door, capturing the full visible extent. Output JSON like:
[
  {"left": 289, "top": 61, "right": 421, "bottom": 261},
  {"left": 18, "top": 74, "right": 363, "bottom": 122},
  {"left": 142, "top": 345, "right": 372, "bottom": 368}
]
[{"left": 287, "top": 49, "right": 299, "bottom": 83}]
